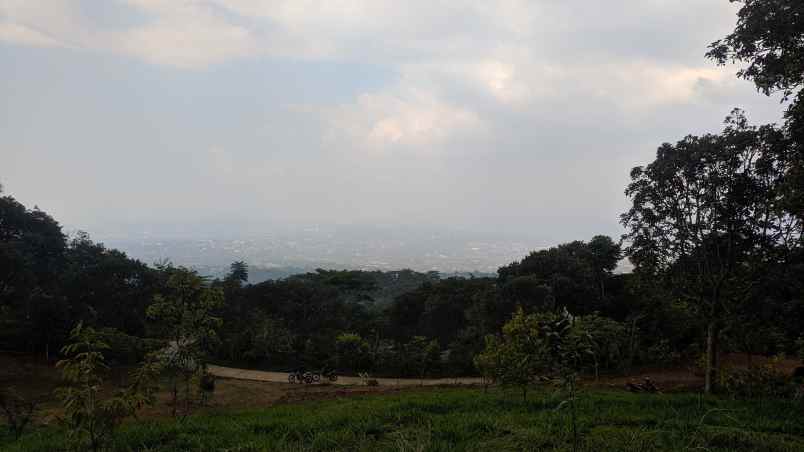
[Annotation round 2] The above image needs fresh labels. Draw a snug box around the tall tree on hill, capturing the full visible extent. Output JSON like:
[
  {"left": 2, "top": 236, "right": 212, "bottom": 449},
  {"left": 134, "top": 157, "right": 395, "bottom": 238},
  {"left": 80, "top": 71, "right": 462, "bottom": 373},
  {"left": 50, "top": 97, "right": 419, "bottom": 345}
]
[
  {"left": 621, "top": 110, "right": 801, "bottom": 393},
  {"left": 225, "top": 261, "right": 248, "bottom": 287}
]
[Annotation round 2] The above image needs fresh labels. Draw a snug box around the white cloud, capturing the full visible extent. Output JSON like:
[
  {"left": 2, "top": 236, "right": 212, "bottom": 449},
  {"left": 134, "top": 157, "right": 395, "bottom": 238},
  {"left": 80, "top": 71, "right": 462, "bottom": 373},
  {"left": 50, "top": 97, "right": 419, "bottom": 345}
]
[
  {"left": 321, "top": 87, "right": 484, "bottom": 153},
  {"left": 116, "top": 0, "right": 260, "bottom": 68},
  {"left": 600, "top": 63, "right": 732, "bottom": 108}
]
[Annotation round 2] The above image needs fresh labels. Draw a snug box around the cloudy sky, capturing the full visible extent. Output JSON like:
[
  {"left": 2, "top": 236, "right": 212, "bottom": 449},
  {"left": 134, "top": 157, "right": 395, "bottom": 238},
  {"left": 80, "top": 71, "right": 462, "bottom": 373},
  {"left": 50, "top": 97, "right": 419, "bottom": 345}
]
[{"left": 0, "top": 0, "right": 788, "bottom": 242}]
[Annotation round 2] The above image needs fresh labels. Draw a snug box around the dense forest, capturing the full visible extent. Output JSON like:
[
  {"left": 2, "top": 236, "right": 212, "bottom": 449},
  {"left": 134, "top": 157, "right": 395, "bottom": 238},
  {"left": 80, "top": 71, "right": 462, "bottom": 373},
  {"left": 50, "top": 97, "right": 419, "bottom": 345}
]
[{"left": 2, "top": 158, "right": 802, "bottom": 384}]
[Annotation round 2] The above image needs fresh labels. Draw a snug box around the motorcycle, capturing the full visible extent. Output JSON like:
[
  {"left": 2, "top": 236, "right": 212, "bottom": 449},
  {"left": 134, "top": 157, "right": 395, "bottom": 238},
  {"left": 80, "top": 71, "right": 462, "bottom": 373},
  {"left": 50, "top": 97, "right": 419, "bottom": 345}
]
[{"left": 321, "top": 368, "right": 338, "bottom": 382}]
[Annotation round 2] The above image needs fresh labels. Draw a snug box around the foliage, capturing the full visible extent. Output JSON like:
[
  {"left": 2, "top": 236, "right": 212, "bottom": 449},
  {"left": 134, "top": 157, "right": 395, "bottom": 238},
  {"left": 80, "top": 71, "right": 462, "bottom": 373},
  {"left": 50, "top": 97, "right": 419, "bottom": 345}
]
[
  {"left": 146, "top": 267, "right": 223, "bottom": 417},
  {"left": 474, "top": 308, "right": 594, "bottom": 401},
  {"left": 55, "top": 323, "right": 153, "bottom": 452},
  {"left": 644, "top": 339, "right": 682, "bottom": 368},
  {"left": 224, "top": 261, "right": 248, "bottom": 287},
  {"left": 707, "top": 0, "right": 804, "bottom": 101},
  {"left": 498, "top": 238, "right": 621, "bottom": 315},
  {"left": 707, "top": 0, "right": 804, "bottom": 267},
  {"left": 335, "top": 332, "right": 372, "bottom": 373},
  {"left": 445, "top": 327, "right": 483, "bottom": 376},
  {"left": 404, "top": 336, "right": 441, "bottom": 382},
  {"left": 241, "top": 315, "right": 294, "bottom": 365},
  {"left": 573, "top": 314, "right": 628, "bottom": 376},
  {"left": 621, "top": 109, "right": 801, "bottom": 392},
  {"left": 721, "top": 360, "right": 798, "bottom": 399},
  {"left": 0, "top": 195, "right": 67, "bottom": 356}
]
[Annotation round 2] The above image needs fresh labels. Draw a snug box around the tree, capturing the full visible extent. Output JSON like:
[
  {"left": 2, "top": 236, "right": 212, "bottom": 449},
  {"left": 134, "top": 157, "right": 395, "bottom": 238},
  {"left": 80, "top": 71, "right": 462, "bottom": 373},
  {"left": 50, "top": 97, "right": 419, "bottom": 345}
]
[
  {"left": 587, "top": 235, "right": 622, "bottom": 299},
  {"left": 243, "top": 315, "right": 294, "bottom": 365},
  {"left": 498, "top": 237, "right": 620, "bottom": 314},
  {"left": 474, "top": 308, "right": 545, "bottom": 401},
  {"left": 405, "top": 336, "right": 441, "bottom": 384},
  {"left": 335, "top": 332, "right": 372, "bottom": 373},
  {"left": 707, "top": 0, "right": 804, "bottom": 218},
  {"left": 225, "top": 261, "right": 248, "bottom": 286},
  {"left": 707, "top": 0, "right": 804, "bottom": 101},
  {"left": 573, "top": 314, "right": 628, "bottom": 377},
  {"left": 474, "top": 308, "right": 593, "bottom": 402},
  {"left": 621, "top": 110, "right": 801, "bottom": 392},
  {"left": 0, "top": 195, "right": 67, "bottom": 357},
  {"left": 56, "top": 323, "right": 156, "bottom": 452},
  {"left": 61, "top": 232, "right": 158, "bottom": 339},
  {"left": 146, "top": 266, "right": 223, "bottom": 417}
]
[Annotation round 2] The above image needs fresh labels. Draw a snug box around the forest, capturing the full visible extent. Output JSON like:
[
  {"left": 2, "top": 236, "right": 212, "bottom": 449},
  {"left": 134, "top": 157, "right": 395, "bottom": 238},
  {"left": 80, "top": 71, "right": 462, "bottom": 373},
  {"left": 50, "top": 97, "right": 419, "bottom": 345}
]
[{"left": 2, "top": 0, "right": 804, "bottom": 450}]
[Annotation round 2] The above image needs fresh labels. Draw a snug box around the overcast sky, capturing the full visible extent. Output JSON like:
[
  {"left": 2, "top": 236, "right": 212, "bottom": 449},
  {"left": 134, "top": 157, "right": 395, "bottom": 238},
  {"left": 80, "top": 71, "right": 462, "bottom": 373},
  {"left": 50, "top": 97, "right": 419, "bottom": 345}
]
[{"left": 0, "top": 0, "right": 788, "bottom": 242}]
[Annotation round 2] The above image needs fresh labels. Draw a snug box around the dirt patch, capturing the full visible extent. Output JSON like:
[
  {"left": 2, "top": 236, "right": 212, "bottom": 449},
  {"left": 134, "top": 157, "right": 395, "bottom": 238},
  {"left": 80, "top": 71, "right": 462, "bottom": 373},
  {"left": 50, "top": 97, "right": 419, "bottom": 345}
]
[
  {"left": 207, "top": 364, "right": 483, "bottom": 387},
  {"left": 584, "top": 368, "right": 702, "bottom": 393},
  {"left": 3, "top": 352, "right": 801, "bottom": 424}
]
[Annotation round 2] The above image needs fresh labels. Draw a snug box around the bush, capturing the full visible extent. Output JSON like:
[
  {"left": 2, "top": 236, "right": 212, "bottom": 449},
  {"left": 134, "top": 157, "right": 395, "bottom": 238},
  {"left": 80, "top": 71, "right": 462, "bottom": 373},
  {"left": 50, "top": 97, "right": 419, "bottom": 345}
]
[
  {"left": 721, "top": 360, "right": 797, "bottom": 399},
  {"left": 644, "top": 339, "right": 681, "bottom": 367},
  {"left": 474, "top": 308, "right": 594, "bottom": 401},
  {"left": 335, "top": 333, "right": 372, "bottom": 373},
  {"left": 574, "top": 314, "right": 629, "bottom": 374}
]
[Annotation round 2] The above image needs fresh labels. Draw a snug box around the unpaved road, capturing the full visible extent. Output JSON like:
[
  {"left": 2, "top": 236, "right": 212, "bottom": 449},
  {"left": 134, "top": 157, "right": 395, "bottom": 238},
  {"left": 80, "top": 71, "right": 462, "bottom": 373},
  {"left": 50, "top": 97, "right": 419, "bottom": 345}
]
[{"left": 208, "top": 365, "right": 483, "bottom": 386}]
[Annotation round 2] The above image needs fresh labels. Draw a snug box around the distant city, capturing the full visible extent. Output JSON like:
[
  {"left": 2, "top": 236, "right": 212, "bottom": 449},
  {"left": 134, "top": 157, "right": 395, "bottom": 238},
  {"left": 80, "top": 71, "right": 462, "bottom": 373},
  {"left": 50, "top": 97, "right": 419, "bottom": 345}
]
[{"left": 82, "top": 223, "right": 551, "bottom": 282}]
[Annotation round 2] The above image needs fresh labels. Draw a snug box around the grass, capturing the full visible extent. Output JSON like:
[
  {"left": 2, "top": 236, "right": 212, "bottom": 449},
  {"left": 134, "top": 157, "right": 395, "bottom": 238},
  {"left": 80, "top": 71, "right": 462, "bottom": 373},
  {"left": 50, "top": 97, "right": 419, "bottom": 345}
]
[{"left": 2, "top": 388, "right": 803, "bottom": 451}]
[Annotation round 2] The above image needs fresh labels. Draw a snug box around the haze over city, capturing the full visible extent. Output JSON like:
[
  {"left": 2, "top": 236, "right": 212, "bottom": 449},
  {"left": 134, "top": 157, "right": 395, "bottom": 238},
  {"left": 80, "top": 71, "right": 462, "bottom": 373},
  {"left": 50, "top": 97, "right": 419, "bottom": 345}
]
[{"left": 1, "top": 0, "right": 786, "bottom": 272}]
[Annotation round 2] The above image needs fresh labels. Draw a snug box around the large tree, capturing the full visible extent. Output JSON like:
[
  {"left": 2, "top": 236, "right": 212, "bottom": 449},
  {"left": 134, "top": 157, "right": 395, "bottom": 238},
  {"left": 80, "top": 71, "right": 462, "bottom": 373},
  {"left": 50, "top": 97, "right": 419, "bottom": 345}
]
[
  {"left": 621, "top": 110, "right": 801, "bottom": 392},
  {"left": 0, "top": 195, "right": 67, "bottom": 356},
  {"left": 707, "top": 0, "right": 804, "bottom": 217},
  {"left": 498, "top": 236, "right": 620, "bottom": 314}
]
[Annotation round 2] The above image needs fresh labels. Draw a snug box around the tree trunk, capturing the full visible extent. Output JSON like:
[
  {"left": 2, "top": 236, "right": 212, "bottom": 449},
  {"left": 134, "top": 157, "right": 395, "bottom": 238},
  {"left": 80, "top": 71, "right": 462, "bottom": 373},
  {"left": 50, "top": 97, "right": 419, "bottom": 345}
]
[
  {"left": 627, "top": 317, "right": 638, "bottom": 372},
  {"left": 704, "top": 321, "right": 719, "bottom": 394}
]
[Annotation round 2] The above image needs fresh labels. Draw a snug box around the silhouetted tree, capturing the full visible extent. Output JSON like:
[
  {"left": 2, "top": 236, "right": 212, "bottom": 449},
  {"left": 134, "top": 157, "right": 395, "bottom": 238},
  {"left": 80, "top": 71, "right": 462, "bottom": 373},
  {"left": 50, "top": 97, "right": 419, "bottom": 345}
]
[
  {"left": 708, "top": 0, "right": 804, "bottom": 218},
  {"left": 622, "top": 110, "right": 801, "bottom": 392}
]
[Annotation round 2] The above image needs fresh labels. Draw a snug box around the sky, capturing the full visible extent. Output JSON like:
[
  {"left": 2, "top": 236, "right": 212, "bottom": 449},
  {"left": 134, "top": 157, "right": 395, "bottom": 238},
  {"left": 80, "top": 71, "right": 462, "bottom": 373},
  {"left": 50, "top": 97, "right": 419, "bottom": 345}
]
[{"left": 0, "top": 0, "right": 789, "bottom": 244}]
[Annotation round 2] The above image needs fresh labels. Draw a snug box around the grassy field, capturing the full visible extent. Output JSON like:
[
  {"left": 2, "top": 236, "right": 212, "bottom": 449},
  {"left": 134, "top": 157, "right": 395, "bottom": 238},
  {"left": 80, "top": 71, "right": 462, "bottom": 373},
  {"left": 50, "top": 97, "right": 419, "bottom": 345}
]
[{"left": 2, "top": 387, "right": 803, "bottom": 451}]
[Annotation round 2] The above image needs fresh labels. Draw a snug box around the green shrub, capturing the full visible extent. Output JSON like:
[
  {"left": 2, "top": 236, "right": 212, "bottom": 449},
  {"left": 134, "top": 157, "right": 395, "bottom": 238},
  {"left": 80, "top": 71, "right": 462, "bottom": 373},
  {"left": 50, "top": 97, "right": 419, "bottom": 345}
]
[{"left": 574, "top": 314, "right": 629, "bottom": 374}]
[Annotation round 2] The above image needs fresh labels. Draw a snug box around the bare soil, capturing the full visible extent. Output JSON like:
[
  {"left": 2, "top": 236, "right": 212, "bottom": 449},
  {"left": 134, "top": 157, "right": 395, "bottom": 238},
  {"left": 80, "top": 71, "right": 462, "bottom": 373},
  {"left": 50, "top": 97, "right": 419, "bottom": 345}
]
[{"left": 2, "top": 352, "right": 800, "bottom": 424}]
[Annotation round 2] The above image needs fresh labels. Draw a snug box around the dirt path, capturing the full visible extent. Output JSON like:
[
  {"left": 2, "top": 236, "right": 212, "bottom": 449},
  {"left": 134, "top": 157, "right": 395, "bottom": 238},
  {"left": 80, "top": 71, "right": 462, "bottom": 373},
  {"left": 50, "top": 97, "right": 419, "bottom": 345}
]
[{"left": 207, "top": 365, "right": 483, "bottom": 387}]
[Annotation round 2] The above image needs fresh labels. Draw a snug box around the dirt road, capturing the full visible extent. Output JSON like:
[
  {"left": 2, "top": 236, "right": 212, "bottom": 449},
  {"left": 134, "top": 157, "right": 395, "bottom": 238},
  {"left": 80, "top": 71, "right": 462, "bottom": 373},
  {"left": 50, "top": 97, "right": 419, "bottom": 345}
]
[{"left": 207, "top": 365, "right": 483, "bottom": 386}]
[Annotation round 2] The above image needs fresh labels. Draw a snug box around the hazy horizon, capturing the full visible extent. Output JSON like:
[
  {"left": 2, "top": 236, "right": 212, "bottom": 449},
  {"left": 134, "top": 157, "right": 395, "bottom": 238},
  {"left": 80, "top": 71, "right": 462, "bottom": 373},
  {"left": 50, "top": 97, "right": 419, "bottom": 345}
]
[{"left": 1, "top": 0, "right": 788, "bottom": 255}]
